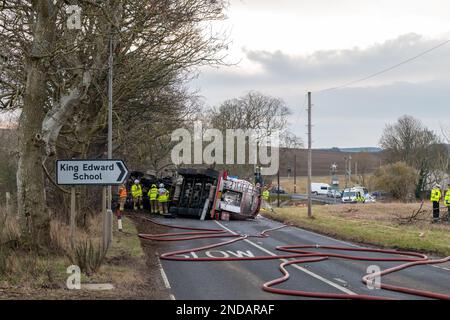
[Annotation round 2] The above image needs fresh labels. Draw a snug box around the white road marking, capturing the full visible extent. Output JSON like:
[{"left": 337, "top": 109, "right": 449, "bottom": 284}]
[
  {"left": 215, "top": 220, "right": 357, "bottom": 296},
  {"left": 431, "top": 265, "right": 450, "bottom": 272},
  {"left": 157, "top": 257, "right": 172, "bottom": 289},
  {"left": 258, "top": 216, "right": 362, "bottom": 248}
]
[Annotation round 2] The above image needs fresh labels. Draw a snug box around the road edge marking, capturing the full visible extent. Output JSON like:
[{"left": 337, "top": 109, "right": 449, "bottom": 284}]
[
  {"left": 157, "top": 257, "right": 171, "bottom": 289},
  {"left": 156, "top": 254, "right": 175, "bottom": 301},
  {"left": 215, "top": 220, "right": 358, "bottom": 296}
]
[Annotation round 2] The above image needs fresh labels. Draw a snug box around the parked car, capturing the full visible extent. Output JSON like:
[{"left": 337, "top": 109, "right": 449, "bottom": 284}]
[
  {"left": 270, "top": 185, "right": 287, "bottom": 194},
  {"left": 364, "top": 194, "right": 377, "bottom": 203},
  {"left": 311, "top": 183, "right": 331, "bottom": 196},
  {"left": 370, "top": 191, "right": 392, "bottom": 200},
  {"left": 327, "top": 189, "right": 342, "bottom": 198}
]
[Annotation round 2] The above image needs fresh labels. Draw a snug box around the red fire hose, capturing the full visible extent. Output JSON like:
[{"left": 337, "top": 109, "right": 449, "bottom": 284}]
[{"left": 138, "top": 217, "right": 450, "bottom": 300}]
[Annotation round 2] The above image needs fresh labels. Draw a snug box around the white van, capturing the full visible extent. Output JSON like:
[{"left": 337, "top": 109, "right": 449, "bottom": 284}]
[
  {"left": 341, "top": 186, "right": 369, "bottom": 203},
  {"left": 311, "top": 183, "right": 331, "bottom": 196}
]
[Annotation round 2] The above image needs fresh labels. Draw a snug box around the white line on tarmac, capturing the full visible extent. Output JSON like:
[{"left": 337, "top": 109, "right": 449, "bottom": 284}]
[
  {"left": 431, "top": 265, "right": 450, "bottom": 272},
  {"left": 215, "top": 220, "right": 357, "bottom": 296},
  {"left": 258, "top": 216, "right": 362, "bottom": 248},
  {"left": 157, "top": 256, "right": 172, "bottom": 289}
]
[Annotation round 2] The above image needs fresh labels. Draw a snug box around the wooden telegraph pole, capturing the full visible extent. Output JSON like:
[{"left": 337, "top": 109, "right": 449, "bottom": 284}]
[{"left": 307, "top": 92, "right": 313, "bottom": 218}]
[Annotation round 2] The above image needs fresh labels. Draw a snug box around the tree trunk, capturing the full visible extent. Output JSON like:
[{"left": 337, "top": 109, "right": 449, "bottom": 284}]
[{"left": 17, "top": 1, "right": 55, "bottom": 250}]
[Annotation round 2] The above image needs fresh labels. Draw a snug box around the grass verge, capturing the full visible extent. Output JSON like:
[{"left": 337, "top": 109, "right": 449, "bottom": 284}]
[{"left": 1, "top": 214, "right": 168, "bottom": 300}]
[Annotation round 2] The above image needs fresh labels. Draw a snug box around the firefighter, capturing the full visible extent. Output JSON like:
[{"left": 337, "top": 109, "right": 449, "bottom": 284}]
[
  {"left": 444, "top": 184, "right": 450, "bottom": 221},
  {"left": 116, "top": 184, "right": 127, "bottom": 231},
  {"left": 430, "top": 185, "right": 441, "bottom": 222},
  {"left": 118, "top": 184, "right": 127, "bottom": 212},
  {"left": 131, "top": 179, "right": 143, "bottom": 210},
  {"left": 148, "top": 184, "right": 159, "bottom": 214},
  {"left": 158, "top": 183, "right": 170, "bottom": 215},
  {"left": 262, "top": 187, "right": 270, "bottom": 202}
]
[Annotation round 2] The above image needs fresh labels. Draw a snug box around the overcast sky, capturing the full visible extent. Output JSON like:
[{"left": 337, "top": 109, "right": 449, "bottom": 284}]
[{"left": 191, "top": 0, "right": 450, "bottom": 148}]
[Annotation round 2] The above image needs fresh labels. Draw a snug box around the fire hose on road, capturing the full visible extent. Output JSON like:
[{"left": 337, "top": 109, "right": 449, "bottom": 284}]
[{"left": 137, "top": 217, "right": 450, "bottom": 300}]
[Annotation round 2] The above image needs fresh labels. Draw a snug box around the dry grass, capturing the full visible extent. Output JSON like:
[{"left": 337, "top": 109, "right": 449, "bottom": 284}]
[
  {"left": 0, "top": 207, "right": 20, "bottom": 245},
  {"left": 1, "top": 207, "right": 154, "bottom": 298},
  {"left": 262, "top": 202, "right": 450, "bottom": 256}
]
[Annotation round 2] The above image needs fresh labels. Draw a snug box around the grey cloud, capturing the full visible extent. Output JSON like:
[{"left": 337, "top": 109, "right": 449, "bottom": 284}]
[
  {"left": 244, "top": 33, "right": 450, "bottom": 85},
  {"left": 190, "top": 33, "right": 450, "bottom": 147}
]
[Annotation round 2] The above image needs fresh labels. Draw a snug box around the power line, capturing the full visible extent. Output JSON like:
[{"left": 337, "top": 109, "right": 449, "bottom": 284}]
[{"left": 317, "top": 38, "right": 450, "bottom": 93}]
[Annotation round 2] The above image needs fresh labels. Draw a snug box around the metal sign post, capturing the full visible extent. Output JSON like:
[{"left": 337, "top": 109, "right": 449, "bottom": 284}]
[{"left": 70, "top": 187, "right": 76, "bottom": 249}]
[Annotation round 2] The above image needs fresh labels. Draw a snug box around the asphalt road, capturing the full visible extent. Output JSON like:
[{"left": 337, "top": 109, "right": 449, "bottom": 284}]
[
  {"left": 153, "top": 215, "right": 450, "bottom": 300},
  {"left": 291, "top": 193, "right": 341, "bottom": 205}
]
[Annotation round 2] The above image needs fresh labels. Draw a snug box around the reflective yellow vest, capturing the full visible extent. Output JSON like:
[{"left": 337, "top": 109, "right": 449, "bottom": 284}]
[
  {"left": 148, "top": 186, "right": 158, "bottom": 201},
  {"left": 356, "top": 194, "right": 365, "bottom": 203},
  {"left": 262, "top": 190, "right": 270, "bottom": 201},
  {"left": 158, "top": 189, "right": 169, "bottom": 203},
  {"left": 445, "top": 189, "right": 450, "bottom": 207},
  {"left": 131, "top": 184, "right": 143, "bottom": 198},
  {"left": 430, "top": 189, "right": 441, "bottom": 202}
]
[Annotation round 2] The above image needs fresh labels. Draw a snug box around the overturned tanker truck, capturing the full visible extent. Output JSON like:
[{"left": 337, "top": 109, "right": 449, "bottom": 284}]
[{"left": 170, "top": 168, "right": 262, "bottom": 220}]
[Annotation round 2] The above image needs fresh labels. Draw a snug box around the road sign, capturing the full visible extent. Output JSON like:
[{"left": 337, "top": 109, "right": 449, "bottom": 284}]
[{"left": 56, "top": 159, "right": 129, "bottom": 186}]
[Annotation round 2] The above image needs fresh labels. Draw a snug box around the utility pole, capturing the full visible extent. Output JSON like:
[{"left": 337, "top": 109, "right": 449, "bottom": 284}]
[
  {"left": 307, "top": 92, "right": 312, "bottom": 218},
  {"left": 277, "top": 169, "right": 280, "bottom": 208},
  {"left": 107, "top": 34, "right": 113, "bottom": 209},
  {"left": 348, "top": 155, "right": 352, "bottom": 186},
  {"left": 344, "top": 157, "right": 348, "bottom": 188},
  {"left": 293, "top": 152, "right": 297, "bottom": 194}
]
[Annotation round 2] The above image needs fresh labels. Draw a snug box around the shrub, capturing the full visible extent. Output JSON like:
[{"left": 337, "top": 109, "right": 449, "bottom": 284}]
[
  {"left": 70, "top": 239, "right": 107, "bottom": 275},
  {"left": 372, "top": 162, "right": 418, "bottom": 201}
]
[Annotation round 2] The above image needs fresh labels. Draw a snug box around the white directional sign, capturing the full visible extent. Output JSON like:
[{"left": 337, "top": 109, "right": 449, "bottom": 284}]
[{"left": 56, "top": 159, "right": 129, "bottom": 186}]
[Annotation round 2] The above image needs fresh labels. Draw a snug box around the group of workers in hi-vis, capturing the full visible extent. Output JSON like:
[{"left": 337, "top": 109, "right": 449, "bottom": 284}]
[
  {"left": 430, "top": 184, "right": 450, "bottom": 223},
  {"left": 115, "top": 179, "right": 170, "bottom": 231}
]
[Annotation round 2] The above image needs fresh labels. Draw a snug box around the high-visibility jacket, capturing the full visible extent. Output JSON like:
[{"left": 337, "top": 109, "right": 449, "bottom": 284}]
[
  {"left": 158, "top": 188, "right": 169, "bottom": 203},
  {"left": 430, "top": 188, "right": 441, "bottom": 202},
  {"left": 445, "top": 189, "right": 450, "bottom": 207},
  {"left": 356, "top": 194, "right": 365, "bottom": 203},
  {"left": 131, "top": 184, "right": 143, "bottom": 198},
  {"left": 262, "top": 190, "right": 270, "bottom": 201},
  {"left": 118, "top": 186, "right": 127, "bottom": 199},
  {"left": 148, "top": 185, "right": 158, "bottom": 201}
]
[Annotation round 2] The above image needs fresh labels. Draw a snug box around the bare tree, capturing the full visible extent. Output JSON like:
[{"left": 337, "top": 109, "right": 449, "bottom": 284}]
[
  {"left": 1, "top": 0, "right": 229, "bottom": 248},
  {"left": 280, "top": 131, "right": 303, "bottom": 149},
  {"left": 208, "top": 91, "right": 291, "bottom": 137},
  {"left": 380, "top": 115, "right": 442, "bottom": 198}
]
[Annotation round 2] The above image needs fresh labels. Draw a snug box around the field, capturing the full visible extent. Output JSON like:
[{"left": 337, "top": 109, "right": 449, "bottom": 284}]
[
  {"left": 277, "top": 176, "right": 341, "bottom": 194},
  {"left": 277, "top": 148, "right": 382, "bottom": 177},
  {"left": 261, "top": 203, "right": 450, "bottom": 257}
]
